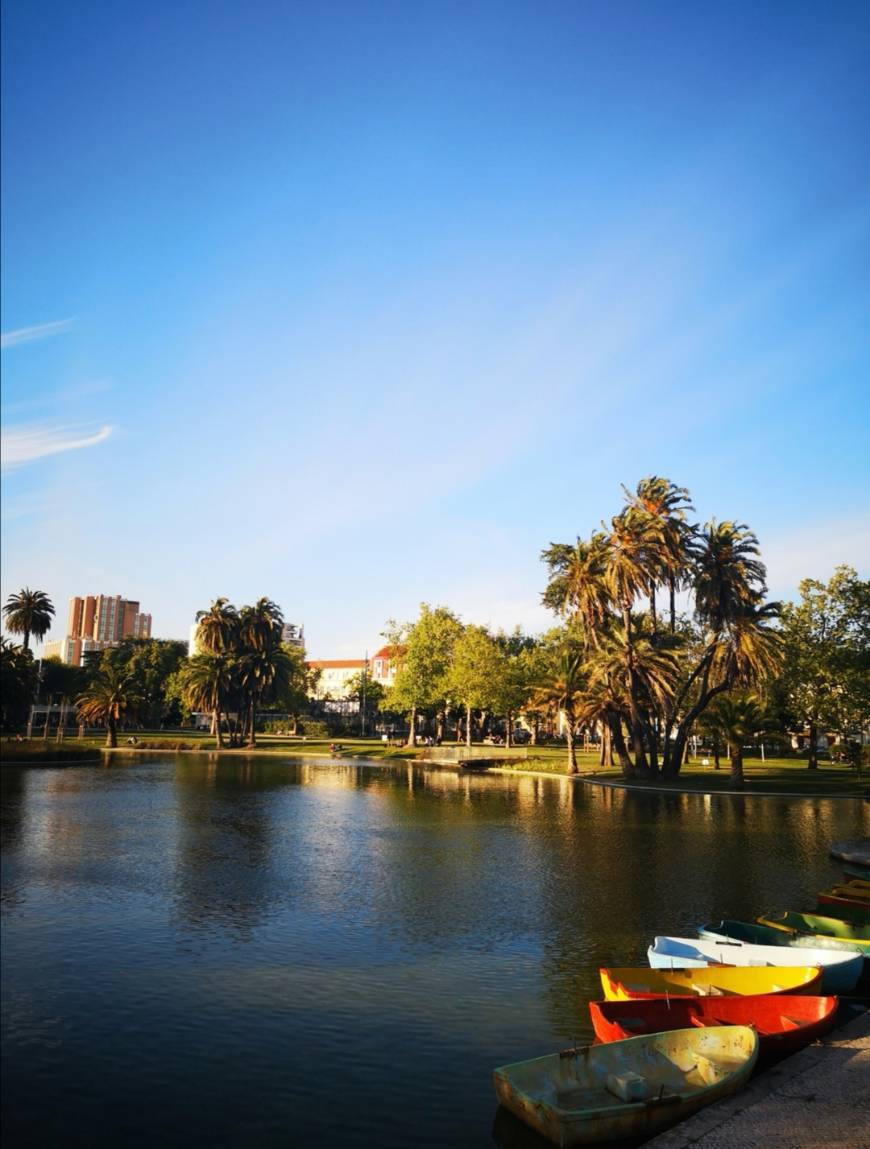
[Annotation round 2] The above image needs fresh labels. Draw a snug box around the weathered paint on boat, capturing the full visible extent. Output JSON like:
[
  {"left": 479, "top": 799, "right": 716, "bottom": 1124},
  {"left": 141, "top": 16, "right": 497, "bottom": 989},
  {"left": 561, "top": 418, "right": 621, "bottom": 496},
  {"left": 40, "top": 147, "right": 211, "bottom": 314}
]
[
  {"left": 492, "top": 1026, "right": 759, "bottom": 1147},
  {"left": 699, "top": 919, "right": 868, "bottom": 961},
  {"left": 599, "top": 965, "right": 822, "bottom": 1001},
  {"left": 648, "top": 935, "right": 862, "bottom": 993},
  {"left": 589, "top": 994, "right": 838, "bottom": 1060},
  {"left": 757, "top": 911, "right": 870, "bottom": 953}
]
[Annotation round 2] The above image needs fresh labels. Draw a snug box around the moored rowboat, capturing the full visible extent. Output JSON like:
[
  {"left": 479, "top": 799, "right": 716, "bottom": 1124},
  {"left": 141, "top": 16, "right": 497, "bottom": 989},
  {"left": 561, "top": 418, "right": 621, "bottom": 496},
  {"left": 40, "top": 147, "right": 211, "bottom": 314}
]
[
  {"left": 492, "top": 1026, "right": 759, "bottom": 1147},
  {"left": 756, "top": 911, "right": 870, "bottom": 955},
  {"left": 647, "top": 935, "right": 862, "bottom": 992},
  {"left": 814, "top": 894, "right": 870, "bottom": 922},
  {"left": 599, "top": 965, "right": 822, "bottom": 1001},
  {"left": 699, "top": 918, "right": 866, "bottom": 957},
  {"left": 829, "top": 839, "right": 870, "bottom": 867},
  {"left": 588, "top": 994, "right": 838, "bottom": 1060}
]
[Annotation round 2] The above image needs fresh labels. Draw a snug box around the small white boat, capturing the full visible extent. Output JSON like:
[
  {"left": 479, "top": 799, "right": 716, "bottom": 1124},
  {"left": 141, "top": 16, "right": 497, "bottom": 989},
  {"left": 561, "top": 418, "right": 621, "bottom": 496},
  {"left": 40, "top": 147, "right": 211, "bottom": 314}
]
[
  {"left": 648, "top": 935, "right": 862, "bottom": 993},
  {"left": 493, "top": 1026, "right": 758, "bottom": 1147}
]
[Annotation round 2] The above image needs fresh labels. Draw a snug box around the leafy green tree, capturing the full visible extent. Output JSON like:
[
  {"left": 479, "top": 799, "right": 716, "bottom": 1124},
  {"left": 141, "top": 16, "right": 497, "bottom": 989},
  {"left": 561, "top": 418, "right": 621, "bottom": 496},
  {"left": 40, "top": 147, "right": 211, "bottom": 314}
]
[
  {"left": 101, "top": 639, "right": 188, "bottom": 726},
  {"left": 343, "top": 670, "right": 387, "bottom": 732},
  {"left": 76, "top": 666, "right": 139, "bottom": 747},
  {"left": 386, "top": 605, "right": 463, "bottom": 746},
  {"left": 39, "top": 656, "right": 86, "bottom": 703},
  {"left": 779, "top": 567, "right": 870, "bottom": 768},
  {"left": 446, "top": 625, "right": 503, "bottom": 748},
  {"left": 3, "top": 588, "right": 55, "bottom": 650}
]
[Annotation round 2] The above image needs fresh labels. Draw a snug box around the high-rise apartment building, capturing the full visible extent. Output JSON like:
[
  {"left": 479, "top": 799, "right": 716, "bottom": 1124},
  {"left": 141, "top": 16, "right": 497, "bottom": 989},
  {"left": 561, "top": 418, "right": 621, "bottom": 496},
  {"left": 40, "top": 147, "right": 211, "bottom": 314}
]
[{"left": 46, "top": 595, "right": 153, "bottom": 664}]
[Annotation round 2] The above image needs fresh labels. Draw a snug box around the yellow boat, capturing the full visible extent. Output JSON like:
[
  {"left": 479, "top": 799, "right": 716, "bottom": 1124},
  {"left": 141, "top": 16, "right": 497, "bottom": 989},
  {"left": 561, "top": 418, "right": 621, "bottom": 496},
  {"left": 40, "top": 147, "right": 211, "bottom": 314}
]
[
  {"left": 493, "top": 1026, "right": 759, "bottom": 1147},
  {"left": 599, "top": 966, "right": 822, "bottom": 1001}
]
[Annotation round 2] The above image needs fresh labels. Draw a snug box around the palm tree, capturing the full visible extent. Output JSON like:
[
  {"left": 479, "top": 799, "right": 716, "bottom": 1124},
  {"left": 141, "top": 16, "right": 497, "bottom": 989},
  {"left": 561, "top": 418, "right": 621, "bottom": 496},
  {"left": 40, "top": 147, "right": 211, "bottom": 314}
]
[
  {"left": 622, "top": 477, "right": 695, "bottom": 632},
  {"left": 195, "top": 598, "right": 239, "bottom": 654},
  {"left": 541, "top": 533, "right": 611, "bottom": 645},
  {"left": 587, "top": 621, "right": 680, "bottom": 775},
  {"left": 239, "top": 644, "right": 295, "bottom": 747},
  {"left": 76, "top": 666, "right": 137, "bottom": 747},
  {"left": 604, "top": 512, "right": 653, "bottom": 772},
  {"left": 531, "top": 647, "right": 586, "bottom": 774},
  {"left": 0, "top": 637, "right": 39, "bottom": 727},
  {"left": 693, "top": 521, "right": 767, "bottom": 634},
  {"left": 181, "top": 652, "right": 235, "bottom": 748},
  {"left": 704, "top": 694, "right": 771, "bottom": 790},
  {"left": 3, "top": 588, "right": 55, "bottom": 651}
]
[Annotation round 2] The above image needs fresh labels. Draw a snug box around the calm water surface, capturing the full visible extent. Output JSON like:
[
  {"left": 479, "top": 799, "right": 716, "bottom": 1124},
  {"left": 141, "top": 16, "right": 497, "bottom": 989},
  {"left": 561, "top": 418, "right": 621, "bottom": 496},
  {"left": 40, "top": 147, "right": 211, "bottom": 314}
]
[{"left": 2, "top": 758, "right": 867, "bottom": 1148}]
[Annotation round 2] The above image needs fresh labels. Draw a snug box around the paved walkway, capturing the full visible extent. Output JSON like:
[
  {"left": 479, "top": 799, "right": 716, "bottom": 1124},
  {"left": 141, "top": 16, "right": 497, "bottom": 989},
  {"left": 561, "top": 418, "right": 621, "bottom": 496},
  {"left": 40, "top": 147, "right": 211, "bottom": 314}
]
[{"left": 645, "top": 1010, "right": 870, "bottom": 1149}]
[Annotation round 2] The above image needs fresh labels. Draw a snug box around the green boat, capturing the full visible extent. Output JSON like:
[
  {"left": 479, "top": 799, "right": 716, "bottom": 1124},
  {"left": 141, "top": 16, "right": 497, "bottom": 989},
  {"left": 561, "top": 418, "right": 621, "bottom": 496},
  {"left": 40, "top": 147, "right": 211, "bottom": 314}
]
[
  {"left": 699, "top": 919, "right": 867, "bottom": 960},
  {"left": 757, "top": 911, "right": 870, "bottom": 955},
  {"left": 813, "top": 899, "right": 870, "bottom": 927}
]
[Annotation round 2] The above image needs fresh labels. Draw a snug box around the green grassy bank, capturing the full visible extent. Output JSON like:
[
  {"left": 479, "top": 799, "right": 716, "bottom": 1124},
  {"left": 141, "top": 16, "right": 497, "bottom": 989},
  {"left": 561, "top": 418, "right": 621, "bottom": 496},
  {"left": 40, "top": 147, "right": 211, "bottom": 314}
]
[{"left": 2, "top": 733, "right": 865, "bottom": 795}]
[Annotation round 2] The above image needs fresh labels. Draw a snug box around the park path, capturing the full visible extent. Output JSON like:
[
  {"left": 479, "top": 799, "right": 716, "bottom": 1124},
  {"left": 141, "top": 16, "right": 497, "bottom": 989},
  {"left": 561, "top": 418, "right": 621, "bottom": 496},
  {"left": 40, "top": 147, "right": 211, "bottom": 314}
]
[{"left": 645, "top": 1009, "right": 869, "bottom": 1149}]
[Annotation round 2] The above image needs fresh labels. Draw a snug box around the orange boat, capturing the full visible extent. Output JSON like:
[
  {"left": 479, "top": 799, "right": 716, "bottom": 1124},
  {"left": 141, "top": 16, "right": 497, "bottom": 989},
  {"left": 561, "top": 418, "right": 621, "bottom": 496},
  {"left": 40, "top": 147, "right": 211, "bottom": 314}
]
[{"left": 589, "top": 995, "right": 838, "bottom": 1060}]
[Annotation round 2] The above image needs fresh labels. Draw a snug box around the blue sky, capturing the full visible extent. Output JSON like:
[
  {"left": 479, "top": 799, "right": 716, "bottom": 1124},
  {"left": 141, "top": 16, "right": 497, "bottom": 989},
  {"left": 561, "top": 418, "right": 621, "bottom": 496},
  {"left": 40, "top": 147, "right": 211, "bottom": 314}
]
[{"left": 2, "top": 0, "right": 869, "bottom": 656}]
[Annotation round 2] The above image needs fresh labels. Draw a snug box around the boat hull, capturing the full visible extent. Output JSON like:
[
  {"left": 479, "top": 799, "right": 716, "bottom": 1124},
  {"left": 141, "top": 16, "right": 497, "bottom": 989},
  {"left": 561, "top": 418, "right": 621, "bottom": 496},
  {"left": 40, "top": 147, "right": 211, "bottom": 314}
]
[
  {"left": 813, "top": 896, "right": 870, "bottom": 924},
  {"left": 699, "top": 919, "right": 867, "bottom": 960},
  {"left": 589, "top": 995, "right": 838, "bottom": 1061},
  {"left": 757, "top": 912, "right": 870, "bottom": 954},
  {"left": 493, "top": 1026, "right": 758, "bottom": 1147},
  {"left": 600, "top": 965, "right": 822, "bottom": 1001},
  {"left": 648, "top": 935, "right": 862, "bottom": 993}
]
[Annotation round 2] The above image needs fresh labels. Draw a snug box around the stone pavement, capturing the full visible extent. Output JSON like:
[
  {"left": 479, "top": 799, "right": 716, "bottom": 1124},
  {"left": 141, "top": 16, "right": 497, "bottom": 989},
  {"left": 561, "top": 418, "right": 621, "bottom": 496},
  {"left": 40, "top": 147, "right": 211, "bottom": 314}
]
[{"left": 645, "top": 1010, "right": 870, "bottom": 1149}]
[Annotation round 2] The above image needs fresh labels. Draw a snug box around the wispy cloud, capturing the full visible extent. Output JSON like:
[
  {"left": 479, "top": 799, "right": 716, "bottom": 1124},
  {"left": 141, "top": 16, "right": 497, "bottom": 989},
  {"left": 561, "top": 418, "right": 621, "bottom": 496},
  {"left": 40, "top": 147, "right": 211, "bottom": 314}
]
[
  {"left": 0, "top": 318, "right": 73, "bottom": 349},
  {"left": 1, "top": 424, "right": 112, "bottom": 470}
]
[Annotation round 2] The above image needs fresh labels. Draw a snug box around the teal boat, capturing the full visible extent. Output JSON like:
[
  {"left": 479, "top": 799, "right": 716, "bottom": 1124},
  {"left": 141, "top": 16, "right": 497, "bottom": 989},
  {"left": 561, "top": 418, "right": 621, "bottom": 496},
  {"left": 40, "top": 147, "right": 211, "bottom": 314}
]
[{"left": 813, "top": 899, "right": 870, "bottom": 927}]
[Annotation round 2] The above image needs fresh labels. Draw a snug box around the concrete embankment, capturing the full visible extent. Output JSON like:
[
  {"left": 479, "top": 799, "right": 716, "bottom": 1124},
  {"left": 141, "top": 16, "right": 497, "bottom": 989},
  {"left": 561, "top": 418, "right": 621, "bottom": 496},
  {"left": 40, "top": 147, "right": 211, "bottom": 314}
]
[{"left": 645, "top": 1009, "right": 870, "bottom": 1149}]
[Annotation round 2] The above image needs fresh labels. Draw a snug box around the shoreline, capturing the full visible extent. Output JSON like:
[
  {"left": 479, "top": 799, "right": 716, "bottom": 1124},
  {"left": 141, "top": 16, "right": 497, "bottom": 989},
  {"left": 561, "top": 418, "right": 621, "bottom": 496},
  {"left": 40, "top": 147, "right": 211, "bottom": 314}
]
[{"left": 3, "top": 744, "right": 866, "bottom": 800}]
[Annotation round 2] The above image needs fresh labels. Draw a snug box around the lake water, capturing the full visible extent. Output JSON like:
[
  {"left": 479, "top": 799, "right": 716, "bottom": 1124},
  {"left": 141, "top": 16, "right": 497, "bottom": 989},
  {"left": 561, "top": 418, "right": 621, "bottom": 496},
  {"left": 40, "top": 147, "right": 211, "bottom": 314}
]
[{"left": 2, "top": 757, "right": 867, "bottom": 1148}]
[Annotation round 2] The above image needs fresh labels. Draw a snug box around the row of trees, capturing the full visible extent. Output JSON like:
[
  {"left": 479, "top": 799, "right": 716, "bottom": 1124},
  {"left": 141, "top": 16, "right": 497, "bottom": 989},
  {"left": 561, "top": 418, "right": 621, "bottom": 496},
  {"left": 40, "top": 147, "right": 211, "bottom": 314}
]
[{"left": 3, "top": 482, "right": 867, "bottom": 781}]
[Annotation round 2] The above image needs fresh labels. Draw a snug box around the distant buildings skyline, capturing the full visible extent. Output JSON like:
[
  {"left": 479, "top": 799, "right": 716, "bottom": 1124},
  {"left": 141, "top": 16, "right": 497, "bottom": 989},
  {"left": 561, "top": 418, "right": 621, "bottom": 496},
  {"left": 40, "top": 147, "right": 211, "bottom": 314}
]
[{"left": 44, "top": 594, "right": 152, "bottom": 665}]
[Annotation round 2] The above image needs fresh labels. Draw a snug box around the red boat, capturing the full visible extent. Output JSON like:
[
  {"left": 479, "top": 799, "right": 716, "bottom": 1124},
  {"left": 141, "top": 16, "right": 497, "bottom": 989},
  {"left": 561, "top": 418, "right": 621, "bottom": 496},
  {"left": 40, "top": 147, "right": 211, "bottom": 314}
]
[
  {"left": 589, "top": 994, "right": 839, "bottom": 1061},
  {"left": 817, "top": 891, "right": 870, "bottom": 912}
]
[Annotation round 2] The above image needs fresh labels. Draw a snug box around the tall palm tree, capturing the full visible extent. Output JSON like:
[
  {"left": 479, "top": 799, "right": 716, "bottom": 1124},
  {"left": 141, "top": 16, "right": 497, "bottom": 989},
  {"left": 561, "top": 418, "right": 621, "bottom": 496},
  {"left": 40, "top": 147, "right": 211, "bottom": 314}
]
[
  {"left": 693, "top": 521, "right": 767, "bottom": 634},
  {"left": 3, "top": 588, "right": 55, "bottom": 650},
  {"left": 239, "top": 644, "right": 295, "bottom": 747},
  {"left": 195, "top": 598, "right": 239, "bottom": 655},
  {"left": 181, "top": 652, "right": 235, "bottom": 748},
  {"left": 541, "top": 533, "right": 612, "bottom": 645},
  {"left": 604, "top": 512, "right": 653, "bottom": 771},
  {"left": 76, "top": 666, "right": 137, "bottom": 748},
  {"left": 587, "top": 621, "right": 680, "bottom": 775},
  {"left": 239, "top": 598, "right": 284, "bottom": 651},
  {"left": 622, "top": 477, "right": 695, "bottom": 632}
]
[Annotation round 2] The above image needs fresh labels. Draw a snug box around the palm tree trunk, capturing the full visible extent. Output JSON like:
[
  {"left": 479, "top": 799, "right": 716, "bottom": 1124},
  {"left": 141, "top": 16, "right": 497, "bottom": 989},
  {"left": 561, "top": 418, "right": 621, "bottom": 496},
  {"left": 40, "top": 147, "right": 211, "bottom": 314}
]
[
  {"left": 610, "top": 716, "right": 634, "bottom": 778},
  {"left": 24, "top": 627, "right": 31, "bottom": 651},
  {"left": 668, "top": 575, "right": 676, "bottom": 633},
  {"left": 248, "top": 696, "right": 257, "bottom": 747},
  {"left": 649, "top": 591, "right": 657, "bottom": 633},
  {"left": 107, "top": 715, "right": 117, "bottom": 748},
  {"left": 214, "top": 705, "right": 224, "bottom": 749},
  {"left": 466, "top": 703, "right": 472, "bottom": 747},
  {"left": 729, "top": 743, "right": 744, "bottom": 790},
  {"left": 435, "top": 708, "right": 445, "bottom": 743},
  {"left": 505, "top": 710, "right": 513, "bottom": 748},
  {"left": 566, "top": 720, "right": 578, "bottom": 775},
  {"left": 623, "top": 604, "right": 649, "bottom": 774}
]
